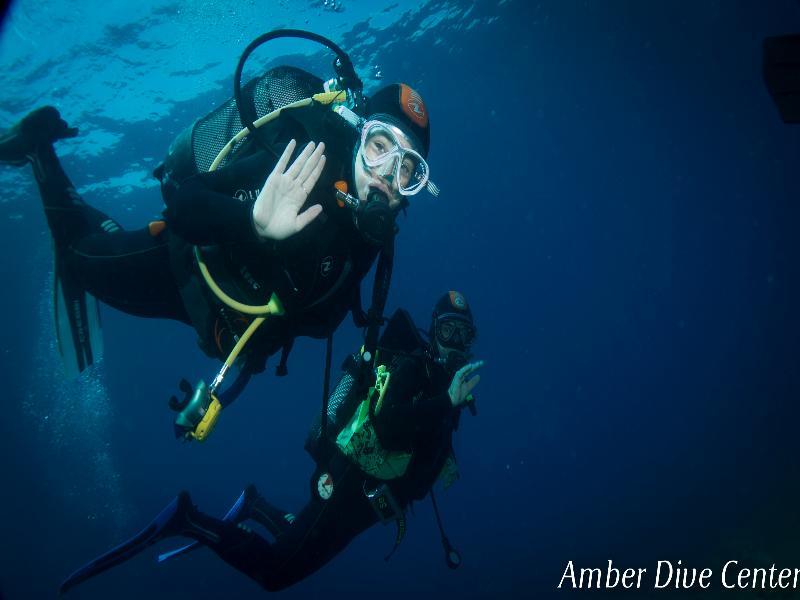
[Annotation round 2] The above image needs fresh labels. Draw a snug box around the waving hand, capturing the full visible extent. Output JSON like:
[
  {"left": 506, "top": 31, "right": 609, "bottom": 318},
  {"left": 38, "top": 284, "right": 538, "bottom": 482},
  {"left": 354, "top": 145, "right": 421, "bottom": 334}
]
[
  {"left": 448, "top": 360, "right": 484, "bottom": 407},
  {"left": 252, "top": 139, "right": 326, "bottom": 240}
]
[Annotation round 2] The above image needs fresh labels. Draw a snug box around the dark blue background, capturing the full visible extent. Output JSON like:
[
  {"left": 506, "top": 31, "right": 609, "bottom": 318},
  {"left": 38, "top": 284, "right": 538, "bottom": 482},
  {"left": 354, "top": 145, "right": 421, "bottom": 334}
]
[{"left": 1, "top": 1, "right": 799, "bottom": 598}]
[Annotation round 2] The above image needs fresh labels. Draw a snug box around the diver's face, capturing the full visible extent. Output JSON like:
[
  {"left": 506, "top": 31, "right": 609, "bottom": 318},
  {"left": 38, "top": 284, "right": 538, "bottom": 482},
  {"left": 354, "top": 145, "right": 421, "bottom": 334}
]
[
  {"left": 353, "top": 127, "right": 417, "bottom": 210},
  {"left": 435, "top": 339, "right": 471, "bottom": 374},
  {"left": 436, "top": 339, "right": 459, "bottom": 362},
  {"left": 434, "top": 318, "right": 475, "bottom": 372},
  {"left": 433, "top": 314, "right": 476, "bottom": 373}
]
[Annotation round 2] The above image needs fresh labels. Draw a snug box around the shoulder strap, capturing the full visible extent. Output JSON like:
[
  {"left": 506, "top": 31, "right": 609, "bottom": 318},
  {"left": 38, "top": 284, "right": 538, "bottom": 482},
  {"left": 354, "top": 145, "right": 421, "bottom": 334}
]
[
  {"left": 318, "top": 233, "right": 395, "bottom": 465},
  {"left": 320, "top": 333, "right": 334, "bottom": 444},
  {"left": 363, "top": 234, "right": 395, "bottom": 368}
]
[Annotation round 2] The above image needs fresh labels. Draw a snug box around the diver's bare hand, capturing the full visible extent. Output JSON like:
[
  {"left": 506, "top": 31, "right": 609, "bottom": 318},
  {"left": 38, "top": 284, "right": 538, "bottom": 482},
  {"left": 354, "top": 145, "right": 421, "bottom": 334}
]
[
  {"left": 252, "top": 139, "right": 326, "bottom": 240},
  {"left": 448, "top": 360, "right": 484, "bottom": 407}
]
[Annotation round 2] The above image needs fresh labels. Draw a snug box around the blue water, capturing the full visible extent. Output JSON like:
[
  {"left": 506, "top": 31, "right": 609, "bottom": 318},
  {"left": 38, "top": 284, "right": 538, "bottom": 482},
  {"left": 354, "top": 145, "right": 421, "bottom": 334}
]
[{"left": 1, "top": 1, "right": 799, "bottom": 598}]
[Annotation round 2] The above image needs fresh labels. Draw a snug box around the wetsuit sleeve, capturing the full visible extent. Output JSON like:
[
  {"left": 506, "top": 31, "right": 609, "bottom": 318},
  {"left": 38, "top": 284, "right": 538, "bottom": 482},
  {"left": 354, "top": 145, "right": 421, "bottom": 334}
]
[
  {"left": 161, "top": 149, "right": 278, "bottom": 245},
  {"left": 162, "top": 176, "right": 261, "bottom": 245}
]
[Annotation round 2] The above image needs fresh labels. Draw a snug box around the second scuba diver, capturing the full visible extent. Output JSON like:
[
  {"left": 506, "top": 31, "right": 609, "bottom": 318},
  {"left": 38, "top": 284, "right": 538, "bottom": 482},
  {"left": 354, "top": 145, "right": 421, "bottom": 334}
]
[
  {"left": 59, "top": 291, "right": 484, "bottom": 593},
  {"left": 0, "top": 31, "right": 440, "bottom": 440}
]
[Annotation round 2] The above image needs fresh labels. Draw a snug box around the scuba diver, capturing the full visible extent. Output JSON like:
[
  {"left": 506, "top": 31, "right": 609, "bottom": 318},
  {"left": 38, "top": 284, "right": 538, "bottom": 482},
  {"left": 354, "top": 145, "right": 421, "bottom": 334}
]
[
  {"left": 0, "top": 31, "right": 440, "bottom": 440},
  {"left": 59, "top": 291, "right": 484, "bottom": 594}
]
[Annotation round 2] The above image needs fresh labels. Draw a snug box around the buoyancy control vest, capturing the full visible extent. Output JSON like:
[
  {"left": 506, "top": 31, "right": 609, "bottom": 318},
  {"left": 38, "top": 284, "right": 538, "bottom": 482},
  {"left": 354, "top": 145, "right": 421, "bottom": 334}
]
[
  {"left": 154, "top": 65, "right": 377, "bottom": 369},
  {"left": 305, "top": 309, "right": 460, "bottom": 496}
]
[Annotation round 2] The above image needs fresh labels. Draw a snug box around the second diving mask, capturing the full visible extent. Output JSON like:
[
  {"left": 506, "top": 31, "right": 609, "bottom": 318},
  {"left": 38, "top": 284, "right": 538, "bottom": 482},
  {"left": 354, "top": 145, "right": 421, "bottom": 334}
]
[{"left": 436, "top": 316, "right": 476, "bottom": 348}]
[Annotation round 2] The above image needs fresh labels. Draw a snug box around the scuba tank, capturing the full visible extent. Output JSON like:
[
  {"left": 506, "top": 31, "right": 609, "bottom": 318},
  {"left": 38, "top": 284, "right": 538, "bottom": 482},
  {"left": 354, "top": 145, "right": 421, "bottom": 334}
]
[
  {"left": 154, "top": 29, "right": 364, "bottom": 191},
  {"left": 153, "top": 65, "right": 325, "bottom": 189}
]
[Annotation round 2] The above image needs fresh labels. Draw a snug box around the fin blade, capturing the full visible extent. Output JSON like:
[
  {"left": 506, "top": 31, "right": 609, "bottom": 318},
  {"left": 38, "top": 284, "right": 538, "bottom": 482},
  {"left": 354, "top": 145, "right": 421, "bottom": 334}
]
[
  {"left": 158, "top": 487, "right": 249, "bottom": 564},
  {"left": 61, "top": 495, "right": 190, "bottom": 593},
  {"left": 157, "top": 542, "right": 199, "bottom": 564},
  {"left": 54, "top": 257, "right": 103, "bottom": 377},
  {"left": 60, "top": 523, "right": 158, "bottom": 594}
]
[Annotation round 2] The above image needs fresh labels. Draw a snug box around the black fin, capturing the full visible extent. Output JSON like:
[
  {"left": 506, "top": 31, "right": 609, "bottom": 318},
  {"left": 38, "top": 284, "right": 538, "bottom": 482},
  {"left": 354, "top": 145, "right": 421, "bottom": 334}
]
[
  {"left": 53, "top": 252, "right": 103, "bottom": 377},
  {"left": 60, "top": 493, "right": 197, "bottom": 594}
]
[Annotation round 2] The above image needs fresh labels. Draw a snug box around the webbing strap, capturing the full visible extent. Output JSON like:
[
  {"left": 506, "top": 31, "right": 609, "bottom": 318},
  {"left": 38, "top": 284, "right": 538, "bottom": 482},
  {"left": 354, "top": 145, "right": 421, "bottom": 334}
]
[
  {"left": 320, "top": 334, "right": 334, "bottom": 453},
  {"left": 363, "top": 235, "right": 395, "bottom": 367},
  {"left": 383, "top": 514, "right": 407, "bottom": 562}
]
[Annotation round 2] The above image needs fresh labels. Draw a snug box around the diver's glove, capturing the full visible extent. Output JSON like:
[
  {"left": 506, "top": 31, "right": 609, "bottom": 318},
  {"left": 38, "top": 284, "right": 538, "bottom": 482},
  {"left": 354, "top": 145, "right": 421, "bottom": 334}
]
[{"left": 448, "top": 360, "right": 484, "bottom": 407}]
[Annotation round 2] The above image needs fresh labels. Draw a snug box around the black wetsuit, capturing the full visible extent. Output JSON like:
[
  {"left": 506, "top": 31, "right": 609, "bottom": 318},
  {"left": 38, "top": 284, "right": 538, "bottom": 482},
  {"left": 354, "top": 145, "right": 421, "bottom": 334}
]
[
  {"left": 29, "top": 103, "right": 378, "bottom": 374},
  {"left": 180, "top": 344, "right": 461, "bottom": 591}
]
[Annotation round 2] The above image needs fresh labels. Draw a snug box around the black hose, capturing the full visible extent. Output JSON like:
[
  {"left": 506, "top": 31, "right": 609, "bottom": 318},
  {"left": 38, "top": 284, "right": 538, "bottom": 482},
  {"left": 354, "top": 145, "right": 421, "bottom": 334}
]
[
  {"left": 233, "top": 29, "right": 363, "bottom": 148},
  {"left": 321, "top": 334, "right": 334, "bottom": 443}
]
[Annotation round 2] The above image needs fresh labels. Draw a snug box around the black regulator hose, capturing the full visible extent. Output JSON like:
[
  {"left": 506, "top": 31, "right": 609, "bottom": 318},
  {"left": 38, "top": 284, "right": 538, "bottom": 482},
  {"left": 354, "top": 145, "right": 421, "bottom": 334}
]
[{"left": 233, "top": 29, "right": 364, "bottom": 150}]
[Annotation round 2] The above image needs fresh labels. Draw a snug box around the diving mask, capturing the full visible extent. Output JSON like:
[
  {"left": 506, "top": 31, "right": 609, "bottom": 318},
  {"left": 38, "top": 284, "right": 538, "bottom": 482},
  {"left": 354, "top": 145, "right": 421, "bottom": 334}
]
[
  {"left": 359, "top": 120, "right": 432, "bottom": 197},
  {"left": 436, "top": 316, "right": 476, "bottom": 348}
]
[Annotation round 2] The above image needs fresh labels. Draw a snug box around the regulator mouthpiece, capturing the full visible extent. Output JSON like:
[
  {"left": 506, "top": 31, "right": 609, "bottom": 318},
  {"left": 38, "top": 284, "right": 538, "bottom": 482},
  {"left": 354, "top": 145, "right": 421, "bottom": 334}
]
[
  {"left": 334, "top": 182, "right": 396, "bottom": 246},
  {"left": 357, "top": 190, "right": 395, "bottom": 246}
]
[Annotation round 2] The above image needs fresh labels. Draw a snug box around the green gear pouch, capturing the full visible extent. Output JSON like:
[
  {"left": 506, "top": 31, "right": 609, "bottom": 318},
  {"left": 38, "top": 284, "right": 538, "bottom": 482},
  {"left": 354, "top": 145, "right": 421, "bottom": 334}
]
[
  {"left": 437, "top": 453, "right": 460, "bottom": 491},
  {"left": 336, "top": 366, "right": 411, "bottom": 480}
]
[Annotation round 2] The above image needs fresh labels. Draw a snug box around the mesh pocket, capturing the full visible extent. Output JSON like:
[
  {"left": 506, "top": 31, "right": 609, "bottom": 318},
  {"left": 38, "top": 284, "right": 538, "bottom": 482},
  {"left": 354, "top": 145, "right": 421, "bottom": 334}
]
[
  {"left": 307, "top": 370, "right": 358, "bottom": 441},
  {"left": 190, "top": 66, "right": 323, "bottom": 173},
  {"left": 305, "top": 362, "right": 364, "bottom": 460}
]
